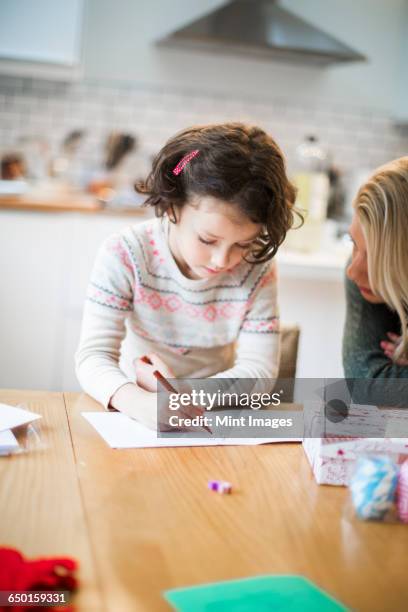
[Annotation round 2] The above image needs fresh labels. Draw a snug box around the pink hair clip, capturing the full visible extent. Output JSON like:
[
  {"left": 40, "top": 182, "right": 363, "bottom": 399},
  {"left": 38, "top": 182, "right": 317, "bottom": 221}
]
[{"left": 172, "top": 149, "right": 200, "bottom": 176}]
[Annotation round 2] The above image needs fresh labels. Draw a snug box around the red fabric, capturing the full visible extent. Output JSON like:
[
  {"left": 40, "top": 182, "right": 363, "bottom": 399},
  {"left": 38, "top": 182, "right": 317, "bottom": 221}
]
[{"left": 0, "top": 547, "right": 78, "bottom": 612}]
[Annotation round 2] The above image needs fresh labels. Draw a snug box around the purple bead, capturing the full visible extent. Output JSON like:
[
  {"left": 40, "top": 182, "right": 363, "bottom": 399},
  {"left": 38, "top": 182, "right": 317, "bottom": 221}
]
[
  {"left": 208, "top": 480, "right": 219, "bottom": 491},
  {"left": 208, "top": 479, "right": 232, "bottom": 493}
]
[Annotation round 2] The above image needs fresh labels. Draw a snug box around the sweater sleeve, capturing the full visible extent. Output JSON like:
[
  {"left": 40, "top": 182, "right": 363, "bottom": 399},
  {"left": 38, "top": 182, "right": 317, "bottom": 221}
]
[
  {"left": 75, "top": 233, "right": 137, "bottom": 407},
  {"left": 342, "top": 274, "right": 408, "bottom": 379},
  {"left": 210, "top": 261, "right": 280, "bottom": 393}
]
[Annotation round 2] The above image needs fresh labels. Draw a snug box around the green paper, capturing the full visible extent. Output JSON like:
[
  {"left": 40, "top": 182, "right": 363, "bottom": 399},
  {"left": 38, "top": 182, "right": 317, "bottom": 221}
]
[{"left": 164, "top": 575, "right": 348, "bottom": 612}]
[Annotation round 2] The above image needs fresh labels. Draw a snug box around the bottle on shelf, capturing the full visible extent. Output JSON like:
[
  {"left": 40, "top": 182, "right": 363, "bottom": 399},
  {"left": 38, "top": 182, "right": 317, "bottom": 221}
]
[{"left": 286, "top": 135, "right": 330, "bottom": 253}]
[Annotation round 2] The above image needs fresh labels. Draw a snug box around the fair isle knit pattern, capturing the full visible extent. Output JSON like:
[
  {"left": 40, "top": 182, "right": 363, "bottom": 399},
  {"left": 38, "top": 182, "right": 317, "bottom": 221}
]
[
  {"left": 75, "top": 217, "right": 280, "bottom": 408},
  {"left": 87, "top": 218, "right": 279, "bottom": 353}
]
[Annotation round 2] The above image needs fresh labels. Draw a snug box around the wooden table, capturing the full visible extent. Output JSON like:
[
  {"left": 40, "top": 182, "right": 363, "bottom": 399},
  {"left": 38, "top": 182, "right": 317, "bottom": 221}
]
[{"left": 1, "top": 390, "right": 407, "bottom": 612}]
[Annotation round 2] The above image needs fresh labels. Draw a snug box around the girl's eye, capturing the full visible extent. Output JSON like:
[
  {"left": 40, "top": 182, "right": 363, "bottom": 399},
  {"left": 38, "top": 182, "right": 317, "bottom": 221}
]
[
  {"left": 198, "top": 236, "right": 216, "bottom": 245},
  {"left": 198, "top": 236, "right": 253, "bottom": 248}
]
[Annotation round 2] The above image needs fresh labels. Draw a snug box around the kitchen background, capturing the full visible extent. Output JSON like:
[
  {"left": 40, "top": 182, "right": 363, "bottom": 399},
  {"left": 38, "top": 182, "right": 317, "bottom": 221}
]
[{"left": 1, "top": 0, "right": 408, "bottom": 391}]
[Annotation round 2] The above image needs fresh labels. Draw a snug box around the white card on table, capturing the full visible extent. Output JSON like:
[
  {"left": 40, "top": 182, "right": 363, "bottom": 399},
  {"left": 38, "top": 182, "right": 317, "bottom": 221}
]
[
  {"left": 0, "top": 403, "right": 42, "bottom": 433},
  {"left": 0, "top": 429, "right": 19, "bottom": 455}
]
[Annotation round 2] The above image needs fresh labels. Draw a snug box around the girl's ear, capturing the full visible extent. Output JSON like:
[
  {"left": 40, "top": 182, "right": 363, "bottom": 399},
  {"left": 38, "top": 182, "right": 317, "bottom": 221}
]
[{"left": 168, "top": 203, "right": 179, "bottom": 224}]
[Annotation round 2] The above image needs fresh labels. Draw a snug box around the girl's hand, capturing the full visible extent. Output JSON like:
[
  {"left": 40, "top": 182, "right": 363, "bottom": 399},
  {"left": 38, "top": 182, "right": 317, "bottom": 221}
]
[
  {"left": 380, "top": 332, "right": 408, "bottom": 366},
  {"left": 110, "top": 383, "right": 199, "bottom": 432},
  {"left": 110, "top": 383, "right": 159, "bottom": 430},
  {"left": 133, "top": 353, "right": 176, "bottom": 392}
]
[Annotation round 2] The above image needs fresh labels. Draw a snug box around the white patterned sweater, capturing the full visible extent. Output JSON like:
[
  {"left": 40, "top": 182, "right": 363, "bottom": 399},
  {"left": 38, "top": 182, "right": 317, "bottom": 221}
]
[{"left": 75, "top": 217, "right": 281, "bottom": 408}]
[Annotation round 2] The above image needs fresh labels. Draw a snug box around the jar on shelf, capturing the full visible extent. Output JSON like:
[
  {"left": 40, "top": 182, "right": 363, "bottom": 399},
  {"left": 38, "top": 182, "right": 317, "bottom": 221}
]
[{"left": 286, "top": 135, "right": 330, "bottom": 253}]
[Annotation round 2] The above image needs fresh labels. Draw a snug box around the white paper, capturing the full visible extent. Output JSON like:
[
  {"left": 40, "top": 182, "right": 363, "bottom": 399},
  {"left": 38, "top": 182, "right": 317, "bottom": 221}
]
[
  {"left": 82, "top": 412, "right": 301, "bottom": 449},
  {"left": 0, "top": 429, "right": 19, "bottom": 455},
  {"left": 0, "top": 403, "right": 42, "bottom": 433}
]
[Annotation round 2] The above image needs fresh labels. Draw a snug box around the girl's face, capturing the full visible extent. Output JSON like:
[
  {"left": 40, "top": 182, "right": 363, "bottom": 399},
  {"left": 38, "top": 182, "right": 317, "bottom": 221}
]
[
  {"left": 168, "top": 196, "right": 262, "bottom": 280},
  {"left": 346, "top": 213, "right": 384, "bottom": 304}
]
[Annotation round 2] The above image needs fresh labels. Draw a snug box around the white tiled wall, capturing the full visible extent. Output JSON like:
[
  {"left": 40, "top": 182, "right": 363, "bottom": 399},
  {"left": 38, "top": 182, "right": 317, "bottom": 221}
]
[{"left": 1, "top": 74, "right": 407, "bottom": 183}]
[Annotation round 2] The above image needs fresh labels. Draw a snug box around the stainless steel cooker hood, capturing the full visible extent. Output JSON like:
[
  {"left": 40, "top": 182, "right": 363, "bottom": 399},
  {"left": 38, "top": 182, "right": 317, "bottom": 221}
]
[{"left": 158, "top": 0, "right": 366, "bottom": 66}]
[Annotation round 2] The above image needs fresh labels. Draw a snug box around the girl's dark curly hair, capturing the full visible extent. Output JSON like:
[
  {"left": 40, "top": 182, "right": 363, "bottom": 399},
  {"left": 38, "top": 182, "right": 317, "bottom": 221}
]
[{"left": 135, "top": 123, "right": 302, "bottom": 263}]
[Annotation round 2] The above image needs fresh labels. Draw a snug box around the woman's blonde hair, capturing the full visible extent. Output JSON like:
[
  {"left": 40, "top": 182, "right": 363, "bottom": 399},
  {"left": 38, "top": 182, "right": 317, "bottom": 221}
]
[{"left": 354, "top": 156, "right": 408, "bottom": 360}]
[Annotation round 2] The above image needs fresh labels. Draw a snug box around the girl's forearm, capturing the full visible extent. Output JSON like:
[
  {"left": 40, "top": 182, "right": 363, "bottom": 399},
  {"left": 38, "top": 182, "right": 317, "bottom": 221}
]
[
  {"left": 110, "top": 383, "right": 158, "bottom": 429},
  {"left": 110, "top": 383, "right": 138, "bottom": 412}
]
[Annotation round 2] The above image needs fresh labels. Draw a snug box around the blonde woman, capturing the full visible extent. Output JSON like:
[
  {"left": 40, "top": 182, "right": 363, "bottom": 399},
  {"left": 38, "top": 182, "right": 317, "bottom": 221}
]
[{"left": 343, "top": 157, "right": 408, "bottom": 377}]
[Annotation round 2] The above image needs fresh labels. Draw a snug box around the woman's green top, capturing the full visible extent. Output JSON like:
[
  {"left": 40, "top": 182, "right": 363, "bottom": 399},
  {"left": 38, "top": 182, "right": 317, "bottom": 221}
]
[{"left": 343, "top": 275, "right": 408, "bottom": 378}]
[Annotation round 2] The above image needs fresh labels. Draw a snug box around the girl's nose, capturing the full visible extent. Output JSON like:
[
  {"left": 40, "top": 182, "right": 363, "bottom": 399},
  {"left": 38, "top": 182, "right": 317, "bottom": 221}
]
[
  {"left": 212, "top": 248, "right": 230, "bottom": 269},
  {"left": 211, "top": 255, "right": 229, "bottom": 270}
]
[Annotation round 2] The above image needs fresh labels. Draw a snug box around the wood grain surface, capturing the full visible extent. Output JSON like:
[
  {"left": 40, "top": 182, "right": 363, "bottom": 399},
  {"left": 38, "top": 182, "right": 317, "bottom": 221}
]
[
  {"left": 0, "top": 390, "right": 103, "bottom": 611},
  {"left": 1, "top": 389, "right": 408, "bottom": 612},
  {"left": 65, "top": 392, "right": 408, "bottom": 612}
]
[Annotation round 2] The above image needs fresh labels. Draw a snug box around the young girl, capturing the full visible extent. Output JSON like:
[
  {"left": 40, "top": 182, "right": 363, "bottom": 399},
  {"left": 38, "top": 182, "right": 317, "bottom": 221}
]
[{"left": 75, "top": 123, "right": 298, "bottom": 430}]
